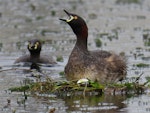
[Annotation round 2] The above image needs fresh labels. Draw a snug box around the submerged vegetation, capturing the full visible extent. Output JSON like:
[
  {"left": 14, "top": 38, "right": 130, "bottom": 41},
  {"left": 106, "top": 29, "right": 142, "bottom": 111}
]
[
  {"left": 116, "top": 0, "right": 142, "bottom": 4},
  {"left": 144, "top": 38, "right": 150, "bottom": 46},
  {"left": 134, "top": 63, "right": 149, "bottom": 68},
  {"left": 94, "top": 38, "right": 102, "bottom": 48},
  {"left": 56, "top": 55, "right": 64, "bottom": 62}
]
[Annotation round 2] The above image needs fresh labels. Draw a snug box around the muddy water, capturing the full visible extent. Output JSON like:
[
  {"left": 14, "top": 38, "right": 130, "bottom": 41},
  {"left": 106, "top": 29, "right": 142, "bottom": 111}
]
[{"left": 0, "top": 0, "right": 150, "bottom": 113}]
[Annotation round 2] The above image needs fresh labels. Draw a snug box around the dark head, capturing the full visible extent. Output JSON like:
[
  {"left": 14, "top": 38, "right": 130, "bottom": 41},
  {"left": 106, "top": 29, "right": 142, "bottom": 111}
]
[
  {"left": 27, "top": 39, "right": 42, "bottom": 55},
  {"left": 60, "top": 10, "right": 88, "bottom": 38}
]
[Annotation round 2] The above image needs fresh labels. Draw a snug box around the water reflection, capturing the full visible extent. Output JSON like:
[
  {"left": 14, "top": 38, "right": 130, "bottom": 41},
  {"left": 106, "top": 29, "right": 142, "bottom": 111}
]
[
  {"left": 123, "top": 94, "right": 150, "bottom": 113},
  {"left": 30, "top": 63, "right": 41, "bottom": 72},
  {"left": 61, "top": 94, "right": 127, "bottom": 113},
  {"left": 8, "top": 93, "right": 127, "bottom": 113}
]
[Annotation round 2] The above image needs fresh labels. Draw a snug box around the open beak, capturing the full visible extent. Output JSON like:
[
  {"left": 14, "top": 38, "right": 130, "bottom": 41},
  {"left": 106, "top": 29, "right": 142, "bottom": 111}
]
[{"left": 59, "top": 10, "right": 73, "bottom": 22}]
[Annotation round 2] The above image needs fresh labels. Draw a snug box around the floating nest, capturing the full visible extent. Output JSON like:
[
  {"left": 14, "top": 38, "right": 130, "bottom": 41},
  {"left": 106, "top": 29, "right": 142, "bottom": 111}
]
[{"left": 9, "top": 74, "right": 150, "bottom": 97}]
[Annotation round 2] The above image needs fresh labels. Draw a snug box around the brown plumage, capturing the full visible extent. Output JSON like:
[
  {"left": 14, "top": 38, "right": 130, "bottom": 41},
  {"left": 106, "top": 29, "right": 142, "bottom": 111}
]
[
  {"left": 60, "top": 10, "right": 126, "bottom": 84},
  {"left": 14, "top": 39, "right": 56, "bottom": 65}
]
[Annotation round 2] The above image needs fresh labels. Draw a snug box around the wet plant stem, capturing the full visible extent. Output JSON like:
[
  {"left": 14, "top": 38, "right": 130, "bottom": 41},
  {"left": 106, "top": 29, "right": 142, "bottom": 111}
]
[
  {"left": 83, "top": 82, "right": 88, "bottom": 96},
  {"left": 135, "top": 72, "right": 144, "bottom": 83}
]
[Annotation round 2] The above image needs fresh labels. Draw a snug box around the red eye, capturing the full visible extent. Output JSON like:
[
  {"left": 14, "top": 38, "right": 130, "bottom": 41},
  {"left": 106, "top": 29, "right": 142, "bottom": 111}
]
[{"left": 74, "top": 16, "right": 78, "bottom": 20}]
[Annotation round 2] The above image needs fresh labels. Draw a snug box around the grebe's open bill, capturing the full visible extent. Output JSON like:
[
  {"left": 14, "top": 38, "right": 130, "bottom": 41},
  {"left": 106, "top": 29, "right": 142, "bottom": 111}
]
[{"left": 59, "top": 10, "right": 71, "bottom": 22}]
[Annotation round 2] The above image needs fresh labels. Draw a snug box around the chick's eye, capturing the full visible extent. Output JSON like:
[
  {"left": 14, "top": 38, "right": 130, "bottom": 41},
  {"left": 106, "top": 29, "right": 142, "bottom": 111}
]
[{"left": 35, "top": 42, "right": 39, "bottom": 46}]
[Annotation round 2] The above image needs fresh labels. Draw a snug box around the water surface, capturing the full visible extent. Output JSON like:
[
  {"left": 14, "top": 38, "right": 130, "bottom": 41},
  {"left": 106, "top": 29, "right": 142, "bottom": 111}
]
[{"left": 0, "top": 0, "right": 150, "bottom": 113}]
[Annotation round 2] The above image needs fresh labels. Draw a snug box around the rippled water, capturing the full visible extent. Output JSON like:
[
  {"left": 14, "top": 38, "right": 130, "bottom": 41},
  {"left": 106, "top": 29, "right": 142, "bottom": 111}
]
[{"left": 0, "top": 0, "right": 150, "bottom": 113}]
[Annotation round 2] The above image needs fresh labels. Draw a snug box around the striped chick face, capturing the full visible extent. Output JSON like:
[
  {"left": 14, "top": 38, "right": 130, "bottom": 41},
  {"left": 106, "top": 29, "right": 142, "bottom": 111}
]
[{"left": 28, "top": 39, "right": 42, "bottom": 53}]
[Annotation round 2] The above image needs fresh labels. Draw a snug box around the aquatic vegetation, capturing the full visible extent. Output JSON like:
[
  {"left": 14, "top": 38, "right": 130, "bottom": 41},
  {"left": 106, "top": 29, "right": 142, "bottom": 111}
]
[
  {"left": 119, "top": 52, "right": 125, "bottom": 57},
  {"left": 109, "top": 81, "right": 146, "bottom": 95},
  {"left": 136, "top": 15, "right": 146, "bottom": 19},
  {"left": 134, "top": 63, "right": 149, "bottom": 68},
  {"left": 51, "top": 10, "right": 56, "bottom": 16},
  {"left": 142, "top": 56, "right": 150, "bottom": 61},
  {"left": 97, "top": 31, "right": 118, "bottom": 42},
  {"left": 16, "top": 41, "right": 22, "bottom": 50},
  {"left": 56, "top": 55, "right": 64, "bottom": 62},
  {"left": 116, "top": 0, "right": 142, "bottom": 4},
  {"left": 144, "top": 38, "right": 150, "bottom": 46},
  {"left": 40, "top": 29, "right": 51, "bottom": 36},
  {"left": 25, "top": 18, "right": 32, "bottom": 23},
  {"left": 72, "top": 5, "right": 77, "bottom": 10},
  {"left": 36, "top": 16, "right": 44, "bottom": 20},
  {"left": 40, "top": 29, "right": 58, "bottom": 36},
  {"left": 59, "top": 71, "right": 65, "bottom": 76},
  {"left": 88, "top": 13, "right": 97, "bottom": 19},
  {"left": 142, "top": 31, "right": 150, "bottom": 46},
  {"left": 9, "top": 78, "right": 104, "bottom": 96},
  {"left": 145, "top": 77, "right": 150, "bottom": 88},
  {"left": 0, "top": 43, "right": 3, "bottom": 51},
  {"left": 94, "top": 38, "right": 102, "bottom": 48},
  {"left": 30, "top": 4, "right": 36, "bottom": 11},
  {"left": 9, "top": 73, "right": 149, "bottom": 96}
]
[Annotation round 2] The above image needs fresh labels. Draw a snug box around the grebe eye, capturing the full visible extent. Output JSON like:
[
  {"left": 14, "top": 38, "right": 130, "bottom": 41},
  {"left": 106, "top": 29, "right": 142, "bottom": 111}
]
[{"left": 74, "top": 16, "right": 78, "bottom": 20}]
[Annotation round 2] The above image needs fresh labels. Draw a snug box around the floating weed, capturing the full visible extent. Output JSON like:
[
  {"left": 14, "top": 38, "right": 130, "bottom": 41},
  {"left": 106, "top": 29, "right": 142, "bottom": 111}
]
[
  {"left": 144, "top": 39, "right": 150, "bottom": 46},
  {"left": 0, "top": 43, "right": 3, "bottom": 51},
  {"left": 14, "top": 24, "right": 18, "bottom": 29},
  {"left": 97, "top": 32, "right": 118, "bottom": 41},
  {"left": 142, "top": 32, "right": 150, "bottom": 46},
  {"left": 32, "top": 81, "right": 54, "bottom": 94},
  {"left": 30, "top": 4, "right": 36, "bottom": 11},
  {"left": 137, "top": 15, "right": 146, "bottom": 19},
  {"left": 142, "top": 33, "right": 149, "bottom": 41},
  {"left": 16, "top": 42, "right": 22, "bottom": 50},
  {"left": 12, "top": 109, "right": 16, "bottom": 113},
  {"left": 51, "top": 10, "right": 56, "bottom": 16},
  {"left": 0, "top": 43, "right": 2, "bottom": 48},
  {"left": 9, "top": 85, "right": 30, "bottom": 92},
  {"left": 9, "top": 78, "right": 104, "bottom": 96},
  {"left": 135, "top": 63, "right": 149, "bottom": 68},
  {"left": 145, "top": 76, "right": 150, "bottom": 87},
  {"left": 25, "top": 18, "right": 32, "bottom": 22},
  {"left": 36, "top": 16, "right": 44, "bottom": 20},
  {"left": 145, "top": 76, "right": 150, "bottom": 81},
  {"left": 88, "top": 13, "right": 97, "bottom": 19},
  {"left": 99, "top": 33, "right": 109, "bottom": 37},
  {"left": 40, "top": 29, "right": 58, "bottom": 36},
  {"left": 72, "top": 5, "right": 77, "bottom": 10},
  {"left": 94, "top": 38, "right": 102, "bottom": 48},
  {"left": 105, "top": 72, "right": 149, "bottom": 95},
  {"left": 119, "top": 52, "right": 125, "bottom": 57},
  {"left": 116, "top": 0, "right": 141, "bottom": 4},
  {"left": 89, "top": 80, "right": 104, "bottom": 89},
  {"left": 40, "top": 29, "right": 51, "bottom": 36},
  {"left": 56, "top": 56, "right": 64, "bottom": 62},
  {"left": 142, "top": 56, "right": 150, "bottom": 61},
  {"left": 59, "top": 71, "right": 65, "bottom": 76},
  {"left": 9, "top": 73, "right": 149, "bottom": 96}
]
